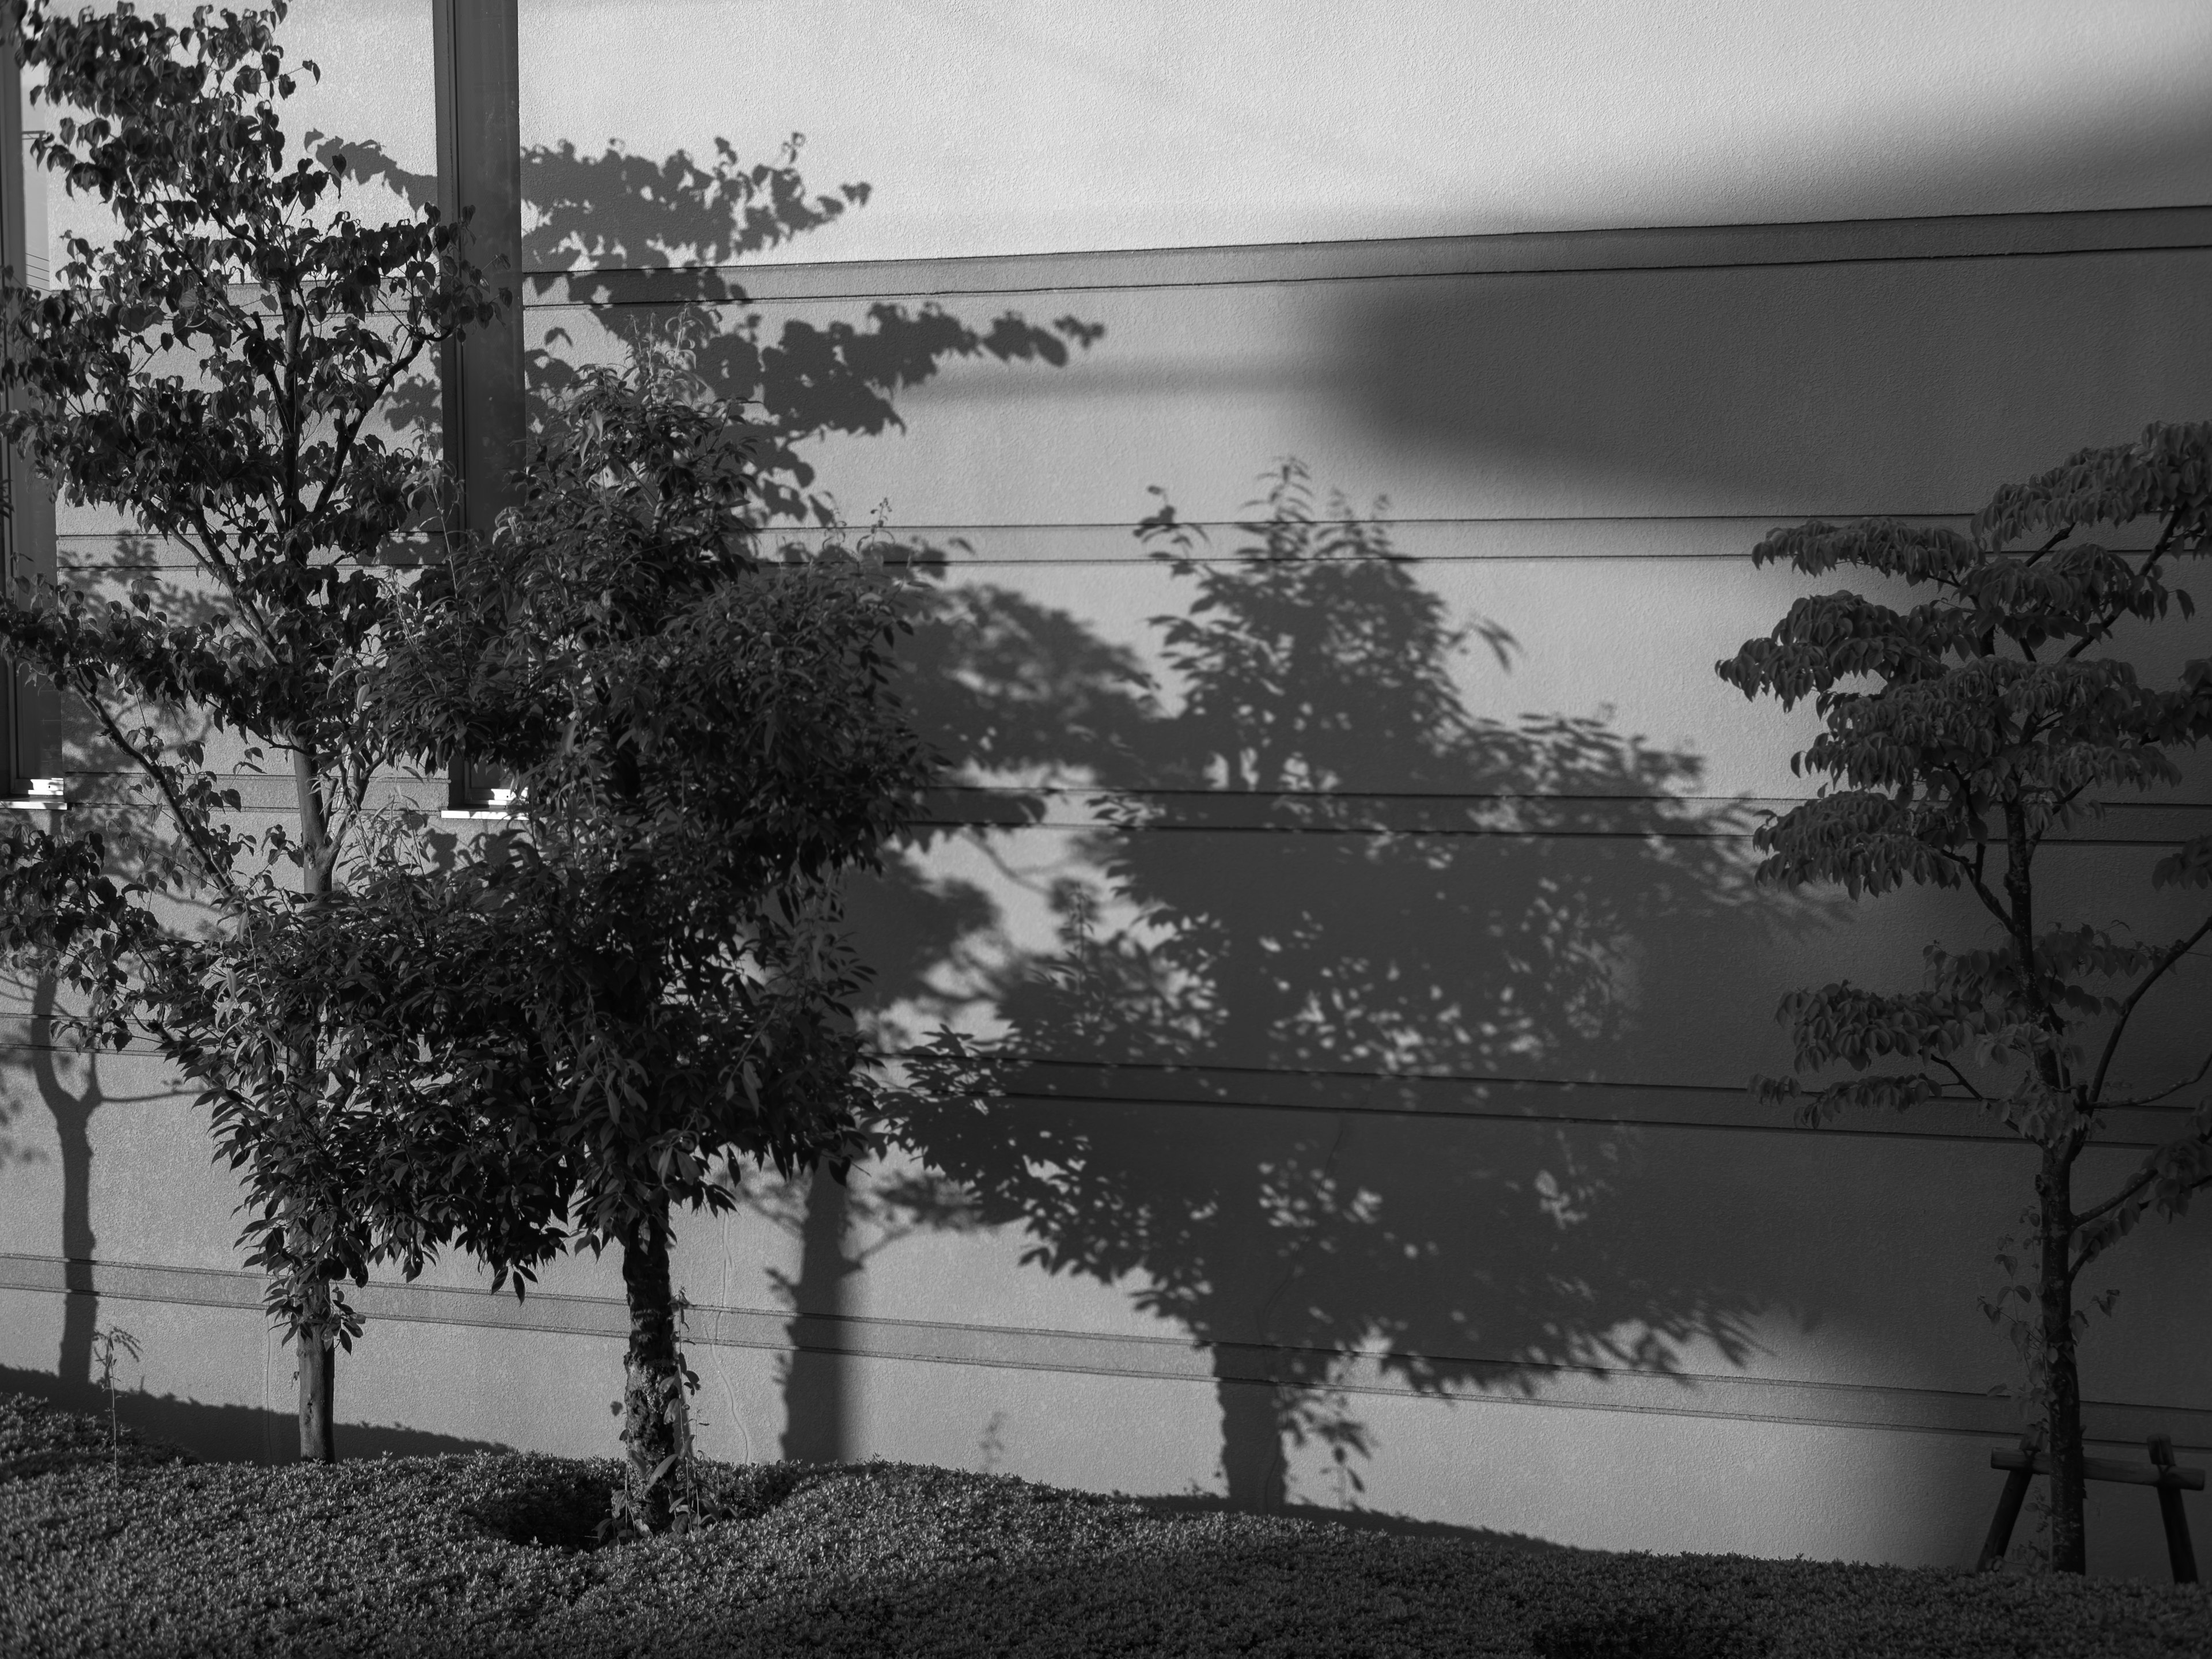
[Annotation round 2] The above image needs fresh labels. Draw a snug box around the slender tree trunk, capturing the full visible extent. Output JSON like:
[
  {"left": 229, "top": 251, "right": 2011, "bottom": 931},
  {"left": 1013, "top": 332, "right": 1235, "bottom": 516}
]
[
  {"left": 290, "top": 743, "right": 338, "bottom": 1465},
  {"left": 297, "top": 1284, "right": 336, "bottom": 1464},
  {"left": 619, "top": 1199, "right": 683, "bottom": 1533},
  {"left": 2039, "top": 1142, "right": 2086, "bottom": 1573}
]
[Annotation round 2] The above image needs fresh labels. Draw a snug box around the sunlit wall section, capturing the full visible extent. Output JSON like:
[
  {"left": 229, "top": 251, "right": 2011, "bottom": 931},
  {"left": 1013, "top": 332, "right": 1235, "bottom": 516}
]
[{"left": 517, "top": 0, "right": 2211, "bottom": 263}]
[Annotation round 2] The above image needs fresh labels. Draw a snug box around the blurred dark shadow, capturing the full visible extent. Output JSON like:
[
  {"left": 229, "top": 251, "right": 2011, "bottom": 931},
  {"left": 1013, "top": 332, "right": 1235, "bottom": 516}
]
[
  {"left": 854, "top": 462, "right": 1827, "bottom": 1509},
  {"left": 1329, "top": 250, "right": 2175, "bottom": 516},
  {"left": 0, "top": 1365, "right": 509, "bottom": 1464}
]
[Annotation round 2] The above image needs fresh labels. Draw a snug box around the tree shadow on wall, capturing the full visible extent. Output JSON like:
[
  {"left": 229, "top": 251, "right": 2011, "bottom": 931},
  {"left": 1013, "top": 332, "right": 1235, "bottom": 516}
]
[
  {"left": 338, "top": 132, "right": 1101, "bottom": 523},
  {"left": 0, "top": 532, "right": 237, "bottom": 1396},
  {"left": 855, "top": 463, "right": 1832, "bottom": 1509}
]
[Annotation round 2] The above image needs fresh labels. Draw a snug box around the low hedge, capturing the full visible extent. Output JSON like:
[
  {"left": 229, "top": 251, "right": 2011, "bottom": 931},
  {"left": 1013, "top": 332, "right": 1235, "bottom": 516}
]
[{"left": 4, "top": 1393, "right": 2208, "bottom": 1657}]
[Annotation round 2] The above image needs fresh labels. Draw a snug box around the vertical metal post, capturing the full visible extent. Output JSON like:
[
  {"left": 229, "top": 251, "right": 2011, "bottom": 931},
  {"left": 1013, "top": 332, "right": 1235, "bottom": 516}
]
[
  {"left": 2150, "top": 1434, "right": 2198, "bottom": 1584},
  {"left": 431, "top": 0, "right": 523, "bottom": 810},
  {"left": 0, "top": 37, "right": 56, "bottom": 796}
]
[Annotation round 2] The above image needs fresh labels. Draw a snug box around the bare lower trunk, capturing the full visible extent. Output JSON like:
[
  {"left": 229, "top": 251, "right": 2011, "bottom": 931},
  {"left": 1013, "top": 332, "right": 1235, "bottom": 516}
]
[
  {"left": 2039, "top": 1143, "right": 2085, "bottom": 1573},
  {"left": 297, "top": 1283, "right": 335, "bottom": 1463},
  {"left": 619, "top": 1200, "right": 682, "bottom": 1533}
]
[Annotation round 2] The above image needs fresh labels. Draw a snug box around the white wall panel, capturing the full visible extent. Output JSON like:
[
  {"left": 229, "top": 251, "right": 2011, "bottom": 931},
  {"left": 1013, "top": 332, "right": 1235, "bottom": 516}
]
[{"left": 516, "top": 0, "right": 2212, "bottom": 263}]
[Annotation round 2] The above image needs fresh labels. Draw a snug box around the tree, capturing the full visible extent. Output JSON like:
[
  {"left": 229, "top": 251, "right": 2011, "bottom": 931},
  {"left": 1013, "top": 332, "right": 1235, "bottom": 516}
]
[
  {"left": 236, "top": 321, "right": 936, "bottom": 1533},
  {"left": 0, "top": 0, "right": 499, "bottom": 1459},
  {"left": 1717, "top": 420, "right": 2212, "bottom": 1574}
]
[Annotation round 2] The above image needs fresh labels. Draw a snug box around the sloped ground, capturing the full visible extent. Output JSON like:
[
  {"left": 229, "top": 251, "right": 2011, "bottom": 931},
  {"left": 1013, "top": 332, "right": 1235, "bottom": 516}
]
[{"left": 4, "top": 1393, "right": 2207, "bottom": 1658}]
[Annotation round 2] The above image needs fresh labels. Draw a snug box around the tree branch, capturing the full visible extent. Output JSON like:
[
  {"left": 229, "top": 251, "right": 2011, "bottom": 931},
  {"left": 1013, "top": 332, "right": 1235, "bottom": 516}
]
[
  {"left": 2064, "top": 506, "right": 2186, "bottom": 663},
  {"left": 305, "top": 321, "right": 437, "bottom": 530},
  {"left": 2020, "top": 525, "right": 2074, "bottom": 569},
  {"left": 1936, "top": 1054, "right": 1987, "bottom": 1102},
  {"left": 2071, "top": 1162, "right": 2212, "bottom": 1281},
  {"left": 2104, "top": 1043, "right": 2212, "bottom": 1112},
  {"left": 84, "top": 696, "right": 241, "bottom": 905},
  {"left": 2088, "top": 910, "right": 2212, "bottom": 1107}
]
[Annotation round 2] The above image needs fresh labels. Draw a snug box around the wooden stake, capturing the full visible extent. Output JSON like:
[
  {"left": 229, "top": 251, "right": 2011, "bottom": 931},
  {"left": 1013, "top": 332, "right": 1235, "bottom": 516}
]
[
  {"left": 2150, "top": 1434, "right": 2198, "bottom": 1585},
  {"left": 1976, "top": 1425, "right": 2043, "bottom": 1572},
  {"left": 1978, "top": 1425, "right": 2203, "bottom": 1581}
]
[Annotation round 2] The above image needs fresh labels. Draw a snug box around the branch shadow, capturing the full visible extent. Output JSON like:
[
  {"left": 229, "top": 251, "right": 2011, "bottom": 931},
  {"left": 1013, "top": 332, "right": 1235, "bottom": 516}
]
[
  {"left": 336, "top": 132, "right": 1101, "bottom": 526},
  {"left": 0, "top": 529, "right": 238, "bottom": 1391}
]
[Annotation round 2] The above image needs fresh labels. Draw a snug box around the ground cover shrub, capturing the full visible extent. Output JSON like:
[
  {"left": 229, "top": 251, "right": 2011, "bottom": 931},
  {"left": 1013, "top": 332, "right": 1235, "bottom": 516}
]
[
  {"left": 0, "top": 1393, "right": 195, "bottom": 1482},
  {"left": 4, "top": 1395, "right": 2209, "bottom": 1658}
]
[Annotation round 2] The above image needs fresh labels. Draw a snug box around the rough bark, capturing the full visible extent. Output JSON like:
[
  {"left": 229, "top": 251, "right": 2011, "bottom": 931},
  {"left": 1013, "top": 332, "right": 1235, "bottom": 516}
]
[
  {"left": 2039, "top": 1142, "right": 2086, "bottom": 1573},
  {"left": 2004, "top": 797, "right": 2089, "bottom": 1572},
  {"left": 619, "top": 1200, "right": 683, "bottom": 1532},
  {"left": 297, "top": 1282, "right": 336, "bottom": 1463}
]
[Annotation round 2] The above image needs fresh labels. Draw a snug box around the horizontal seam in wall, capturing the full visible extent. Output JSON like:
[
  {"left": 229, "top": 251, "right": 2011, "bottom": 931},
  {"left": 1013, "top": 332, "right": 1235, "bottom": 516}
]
[
  {"left": 926, "top": 822, "right": 2196, "bottom": 847},
  {"left": 12, "top": 800, "right": 2189, "bottom": 845},
  {"left": 1, "top": 1250, "right": 2202, "bottom": 1449},
  {"left": 22, "top": 777, "right": 2203, "bottom": 813},
  {"left": 60, "top": 555, "right": 1985, "bottom": 570},
  {"left": 981, "top": 1090, "right": 2177, "bottom": 1147},
  {"left": 939, "top": 787, "right": 2207, "bottom": 808},
  {"left": 0, "top": 1048, "right": 2179, "bottom": 1145},
  {"left": 159, "top": 204, "right": 2212, "bottom": 327},
  {"left": 26, "top": 778, "right": 2208, "bottom": 813},
  {"left": 49, "top": 514, "right": 2006, "bottom": 536},
  {"left": 980, "top": 1054, "right": 2208, "bottom": 1108},
  {"left": 520, "top": 237, "right": 2212, "bottom": 308}
]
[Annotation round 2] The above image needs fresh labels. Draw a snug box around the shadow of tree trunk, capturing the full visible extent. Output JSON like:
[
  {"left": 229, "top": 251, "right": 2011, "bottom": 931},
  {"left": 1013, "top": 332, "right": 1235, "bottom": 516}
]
[
  {"left": 1215, "top": 1372, "right": 1289, "bottom": 1511},
  {"left": 29, "top": 976, "right": 100, "bottom": 1388},
  {"left": 778, "top": 1164, "right": 856, "bottom": 1464}
]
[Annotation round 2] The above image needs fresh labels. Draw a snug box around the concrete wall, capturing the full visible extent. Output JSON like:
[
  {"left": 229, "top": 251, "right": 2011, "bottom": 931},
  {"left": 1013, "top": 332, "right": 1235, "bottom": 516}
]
[{"left": 4, "top": 0, "right": 2211, "bottom": 1580}]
